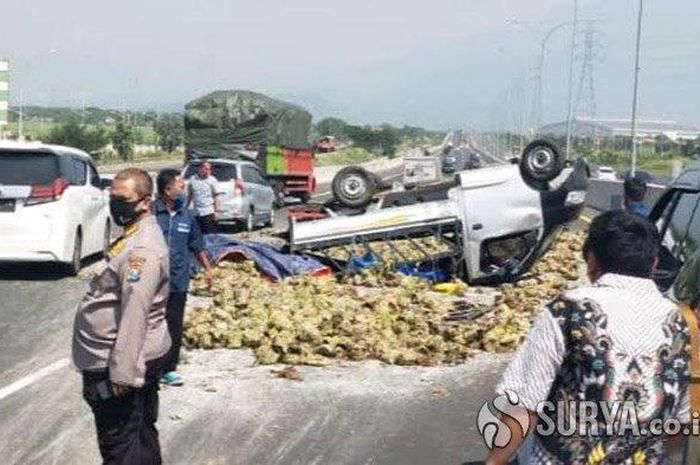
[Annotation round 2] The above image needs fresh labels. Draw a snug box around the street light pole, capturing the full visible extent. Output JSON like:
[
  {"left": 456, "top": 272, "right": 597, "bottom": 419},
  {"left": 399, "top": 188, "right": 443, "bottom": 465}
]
[
  {"left": 564, "top": 0, "right": 579, "bottom": 160},
  {"left": 529, "top": 19, "right": 593, "bottom": 134},
  {"left": 630, "top": 0, "right": 644, "bottom": 177}
]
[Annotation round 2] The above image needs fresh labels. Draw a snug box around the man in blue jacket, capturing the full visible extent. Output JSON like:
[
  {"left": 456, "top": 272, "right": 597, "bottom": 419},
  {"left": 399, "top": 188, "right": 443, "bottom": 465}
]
[
  {"left": 623, "top": 176, "right": 651, "bottom": 217},
  {"left": 154, "top": 169, "right": 214, "bottom": 386}
]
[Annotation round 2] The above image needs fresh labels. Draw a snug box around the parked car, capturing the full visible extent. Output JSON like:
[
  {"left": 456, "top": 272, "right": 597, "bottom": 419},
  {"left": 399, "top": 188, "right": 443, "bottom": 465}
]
[
  {"left": 0, "top": 141, "right": 111, "bottom": 274},
  {"left": 596, "top": 166, "right": 618, "bottom": 181},
  {"left": 183, "top": 158, "right": 275, "bottom": 231},
  {"left": 441, "top": 154, "right": 457, "bottom": 174},
  {"left": 649, "top": 165, "right": 700, "bottom": 297}
]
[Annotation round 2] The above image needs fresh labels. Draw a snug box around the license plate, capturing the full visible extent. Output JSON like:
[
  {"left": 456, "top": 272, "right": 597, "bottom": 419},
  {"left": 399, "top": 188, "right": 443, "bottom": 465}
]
[{"left": 0, "top": 199, "right": 16, "bottom": 212}]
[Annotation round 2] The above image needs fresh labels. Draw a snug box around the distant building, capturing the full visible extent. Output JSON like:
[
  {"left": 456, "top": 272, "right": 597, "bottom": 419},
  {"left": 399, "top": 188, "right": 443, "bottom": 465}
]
[
  {"left": 539, "top": 117, "right": 700, "bottom": 142},
  {"left": 0, "top": 59, "right": 8, "bottom": 132}
]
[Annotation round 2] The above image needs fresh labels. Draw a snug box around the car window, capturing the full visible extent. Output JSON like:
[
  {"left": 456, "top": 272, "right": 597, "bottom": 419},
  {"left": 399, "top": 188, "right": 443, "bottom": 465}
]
[
  {"left": 0, "top": 151, "right": 60, "bottom": 185},
  {"left": 211, "top": 164, "right": 237, "bottom": 182},
  {"left": 241, "top": 165, "right": 267, "bottom": 185},
  {"left": 184, "top": 163, "right": 238, "bottom": 182},
  {"left": 665, "top": 192, "right": 700, "bottom": 261},
  {"left": 183, "top": 163, "right": 199, "bottom": 179},
  {"left": 88, "top": 164, "right": 101, "bottom": 188},
  {"left": 69, "top": 158, "right": 87, "bottom": 185},
  {"left": 684, "top": 197, "right": 700, "bottom": 259}
]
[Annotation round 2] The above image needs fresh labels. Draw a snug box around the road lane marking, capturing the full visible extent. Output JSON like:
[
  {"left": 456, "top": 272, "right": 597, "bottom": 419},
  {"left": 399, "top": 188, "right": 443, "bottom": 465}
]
[{"left": 0, "top": 358, "right": 69, "bottom": 401}]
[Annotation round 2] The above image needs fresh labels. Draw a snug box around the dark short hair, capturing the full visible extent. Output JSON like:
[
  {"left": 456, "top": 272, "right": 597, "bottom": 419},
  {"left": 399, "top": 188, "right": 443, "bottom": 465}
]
[
  {"left": 156, "top": 169, "right": 181, "bottom": 196},
  {"left": 114, "top": 168, "right": 153, "bottom": 199},
  {"left": 624, "top": 177, "right": 647, "bottom": 202},
  {"left": 583, "top": 211, "right": 660, "bottom": 278}
]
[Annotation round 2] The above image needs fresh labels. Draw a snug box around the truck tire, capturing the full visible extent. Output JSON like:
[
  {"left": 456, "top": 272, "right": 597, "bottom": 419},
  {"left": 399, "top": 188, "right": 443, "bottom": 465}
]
[
  {"left": 270, "top": 180, "right": 285, "bottom": 208},
  {"left": 331, "top": 166, "right": 376, "bottom": 209},
  {"left": 519, "top": 139, "right": 563, "bottom": 188}
]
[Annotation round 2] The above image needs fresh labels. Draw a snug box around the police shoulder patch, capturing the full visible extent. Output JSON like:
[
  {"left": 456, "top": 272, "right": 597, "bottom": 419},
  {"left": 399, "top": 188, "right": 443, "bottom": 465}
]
[{"left": 127, "top": 255, "right": 147, "bottom": 282}]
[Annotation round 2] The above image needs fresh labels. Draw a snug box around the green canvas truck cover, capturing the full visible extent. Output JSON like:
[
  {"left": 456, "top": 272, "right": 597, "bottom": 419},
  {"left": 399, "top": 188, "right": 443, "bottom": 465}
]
[{"left": 185, "top": 90, "right": 312, "bottom": 159}]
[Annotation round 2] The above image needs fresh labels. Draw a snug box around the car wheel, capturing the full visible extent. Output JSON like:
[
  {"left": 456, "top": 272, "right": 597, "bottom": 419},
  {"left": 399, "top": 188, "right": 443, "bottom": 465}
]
[
  {"left": 103, "top": 220, "right": 112, "bottom": 256},
  {"left": 265, "top": 210, "right": 274, "bottom": 227},
  {"left": 245, "top": 210, "right": 255, "bottom": 232},
  {"left": 67, "top": 230, "right": 82, "bottom": 276},
  {"left": 331, "top": 166, "right": 376, "bottom": 208},
  {"left": 519, "top": 139, "right": 563, "bottom": 189}
]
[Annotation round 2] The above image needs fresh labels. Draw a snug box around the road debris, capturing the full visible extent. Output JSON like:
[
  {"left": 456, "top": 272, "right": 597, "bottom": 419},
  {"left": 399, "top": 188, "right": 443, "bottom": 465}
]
[
  {"left": 272, "top": 366, "right": 304, "bottom": 381},
  {"left": 183, "top": 229, "right": 585, "bottom": 366}
]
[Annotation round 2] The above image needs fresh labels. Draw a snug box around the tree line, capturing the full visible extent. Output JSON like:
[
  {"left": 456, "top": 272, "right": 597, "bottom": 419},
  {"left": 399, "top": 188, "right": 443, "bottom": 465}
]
[
  {"left": 43, "top": 113, "right": 184, "bottom": 161},
  {"left": 314, "top": 117, "right": 444, "bottom": 157}
]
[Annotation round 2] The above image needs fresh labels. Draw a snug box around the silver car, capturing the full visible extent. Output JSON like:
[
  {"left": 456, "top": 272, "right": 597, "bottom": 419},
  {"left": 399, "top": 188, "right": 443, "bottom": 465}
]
[{"left": 183, "top": 159, "right": 275, "bottom": 230}]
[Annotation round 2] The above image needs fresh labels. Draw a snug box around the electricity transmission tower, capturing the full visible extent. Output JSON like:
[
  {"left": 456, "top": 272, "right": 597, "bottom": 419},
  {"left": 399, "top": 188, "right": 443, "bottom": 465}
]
[{"left": 574, "top": 27, "right": 597, "bottom": 121}]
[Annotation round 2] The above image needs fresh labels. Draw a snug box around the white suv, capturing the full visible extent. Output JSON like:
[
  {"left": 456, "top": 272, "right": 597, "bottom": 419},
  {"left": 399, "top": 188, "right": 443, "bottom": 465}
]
[{"left": 0, "top": 141, "right": 111, "bottom": 274}]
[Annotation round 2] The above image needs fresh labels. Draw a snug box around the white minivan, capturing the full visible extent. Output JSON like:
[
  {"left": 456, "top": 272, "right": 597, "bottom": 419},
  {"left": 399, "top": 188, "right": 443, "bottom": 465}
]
[{"left": 0, "top": 141, "right": 111, "bottom": 274}]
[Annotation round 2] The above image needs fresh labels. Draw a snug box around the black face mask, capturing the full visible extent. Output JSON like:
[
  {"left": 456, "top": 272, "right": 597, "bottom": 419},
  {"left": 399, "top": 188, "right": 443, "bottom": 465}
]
[{"left": 110, "top": 196, "right": 143, "bottom": 227}]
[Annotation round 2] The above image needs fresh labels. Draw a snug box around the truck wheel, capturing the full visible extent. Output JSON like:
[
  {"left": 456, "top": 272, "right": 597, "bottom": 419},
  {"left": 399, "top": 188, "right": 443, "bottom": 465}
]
[
  {"left": 271, "top": 180, "right": 285, "bottom": 208},
  {"left": 331, "top": 166, "right": 376, "bottom": 209},
  {"left": 519, "top": 139, "right": 563, "bottom": 187}
]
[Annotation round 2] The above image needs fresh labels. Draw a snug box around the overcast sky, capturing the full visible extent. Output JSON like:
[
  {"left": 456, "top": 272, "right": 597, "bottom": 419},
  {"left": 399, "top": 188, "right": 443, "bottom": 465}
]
[{"left": 2, "top": 0, "right": 699, "bottom": 129}]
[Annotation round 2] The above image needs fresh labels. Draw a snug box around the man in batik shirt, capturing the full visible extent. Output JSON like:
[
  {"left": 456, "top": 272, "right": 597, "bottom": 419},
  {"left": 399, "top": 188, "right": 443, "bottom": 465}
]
[{"left": 486, "top": 211, "right": 690, "bottom": 465}]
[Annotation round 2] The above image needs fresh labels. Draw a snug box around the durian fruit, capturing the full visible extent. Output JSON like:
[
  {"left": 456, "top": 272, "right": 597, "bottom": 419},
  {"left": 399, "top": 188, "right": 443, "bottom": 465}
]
[{"left": 183, "top": 227, "right": 587, "bottom": 365}]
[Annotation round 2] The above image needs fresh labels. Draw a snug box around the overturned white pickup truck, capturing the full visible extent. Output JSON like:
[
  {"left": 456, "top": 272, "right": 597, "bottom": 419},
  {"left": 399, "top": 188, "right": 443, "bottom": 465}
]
[{"left": 288, "top": 140, "right": 589, "bottom": 285}]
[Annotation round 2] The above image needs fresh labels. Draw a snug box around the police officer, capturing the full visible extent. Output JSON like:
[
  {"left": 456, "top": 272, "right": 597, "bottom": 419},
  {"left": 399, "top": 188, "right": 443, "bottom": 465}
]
[
  {"left": 72, "top": 168, "right": 170, "bottom": 465},
  {"left": 154, "top": 169, "right": 213, "bottom": 386}
]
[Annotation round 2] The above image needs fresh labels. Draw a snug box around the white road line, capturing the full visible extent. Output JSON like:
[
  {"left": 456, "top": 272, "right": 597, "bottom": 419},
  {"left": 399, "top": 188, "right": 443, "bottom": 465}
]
[{"left": 0, "top": 358, "right": 70, "bottom": 401}]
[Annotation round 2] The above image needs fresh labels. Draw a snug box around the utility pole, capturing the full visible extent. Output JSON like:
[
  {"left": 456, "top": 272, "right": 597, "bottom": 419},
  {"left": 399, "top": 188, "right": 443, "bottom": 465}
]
[
  {"left": 630, "top": 0, "right": 644, "bottom": 177},
  {"left": 18, "top": 89, "right": 24, "bottom": 141},
  {"left": 564, "top": 0, "right": 579, "bottom": 160}
]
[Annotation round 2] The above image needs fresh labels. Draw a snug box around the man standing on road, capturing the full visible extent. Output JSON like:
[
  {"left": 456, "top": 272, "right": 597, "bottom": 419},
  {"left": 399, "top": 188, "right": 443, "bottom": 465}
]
[
  {"left": 485, "top": 211, "right": 690, "bottom": 464},
  {"left": 72, "top": 168, "right": 170, "bottom": 465},
  {"left": 624, "top": 176, "right": 651, "bottom": 217},
  {"left": 154, "top": 169, "right": 214, "bottom": 387},
  {"left": 187, "top": 161, "right": 221, "bottom": 234}
]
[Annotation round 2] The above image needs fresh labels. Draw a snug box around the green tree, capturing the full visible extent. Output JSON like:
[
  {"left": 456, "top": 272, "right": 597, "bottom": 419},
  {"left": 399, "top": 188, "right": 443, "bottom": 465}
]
[
  {"left": 112, "top": 117, "right": 136, "bottom": 161},
  {"left": 154, "top": 117, "right": 185, "bottom": 152},
  {"left": 315, "top": 117, "right": 349, "bottom": 140},
  {"left": 377, "top": 126, "right": 399, "bottom": 157},
  {"left": 46, "top": 119, "right": 109, "bottom": 154}
]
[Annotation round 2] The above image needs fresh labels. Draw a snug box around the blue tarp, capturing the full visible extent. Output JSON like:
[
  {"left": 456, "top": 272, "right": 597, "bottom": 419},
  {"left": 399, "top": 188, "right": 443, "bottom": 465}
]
[{"left": 198, "top": 235, "right": 330, "bottom": 281}]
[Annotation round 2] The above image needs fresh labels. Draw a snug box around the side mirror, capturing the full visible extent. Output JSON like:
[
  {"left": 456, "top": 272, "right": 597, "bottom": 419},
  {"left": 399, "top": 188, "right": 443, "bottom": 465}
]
[{"left": 99, "top": 178, "right": 113, "bottom": 190}]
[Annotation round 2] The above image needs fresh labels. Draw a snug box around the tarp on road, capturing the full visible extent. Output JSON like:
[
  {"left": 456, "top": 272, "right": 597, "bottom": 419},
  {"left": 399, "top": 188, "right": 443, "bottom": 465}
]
[
  {"left": 195, "top": 235, "right": 331, "bottom": 281},
  {"left": 185, "top": 90, "right": 312, "bottom": 159}
]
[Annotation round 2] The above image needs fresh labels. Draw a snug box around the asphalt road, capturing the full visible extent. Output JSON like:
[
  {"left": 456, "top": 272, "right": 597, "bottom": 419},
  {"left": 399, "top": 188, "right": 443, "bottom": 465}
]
[
  {"left": 0, "top": 262, "right": 506, "bottom": 465},
  {"left": 0, "top": 159, "right": 506, "bottom": 465}
]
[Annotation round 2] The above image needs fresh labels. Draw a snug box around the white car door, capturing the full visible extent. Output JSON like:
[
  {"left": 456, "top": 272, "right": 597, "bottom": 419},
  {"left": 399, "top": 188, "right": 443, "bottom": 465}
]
[
  {"left": 87, "top": 163, "right": 109, "bottom": 254},
  {"left": 69, "top": 158, "right": 100, "bottom": 256}
]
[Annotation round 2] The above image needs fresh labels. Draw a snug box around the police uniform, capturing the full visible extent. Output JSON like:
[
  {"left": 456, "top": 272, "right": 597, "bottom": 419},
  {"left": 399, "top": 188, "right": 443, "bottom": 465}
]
[
  {"left": 72, "top": 215, "right": 170, "bottom": 465},
  {"left": 153, "top": 198, "right": 205, "bottom": 374}
]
